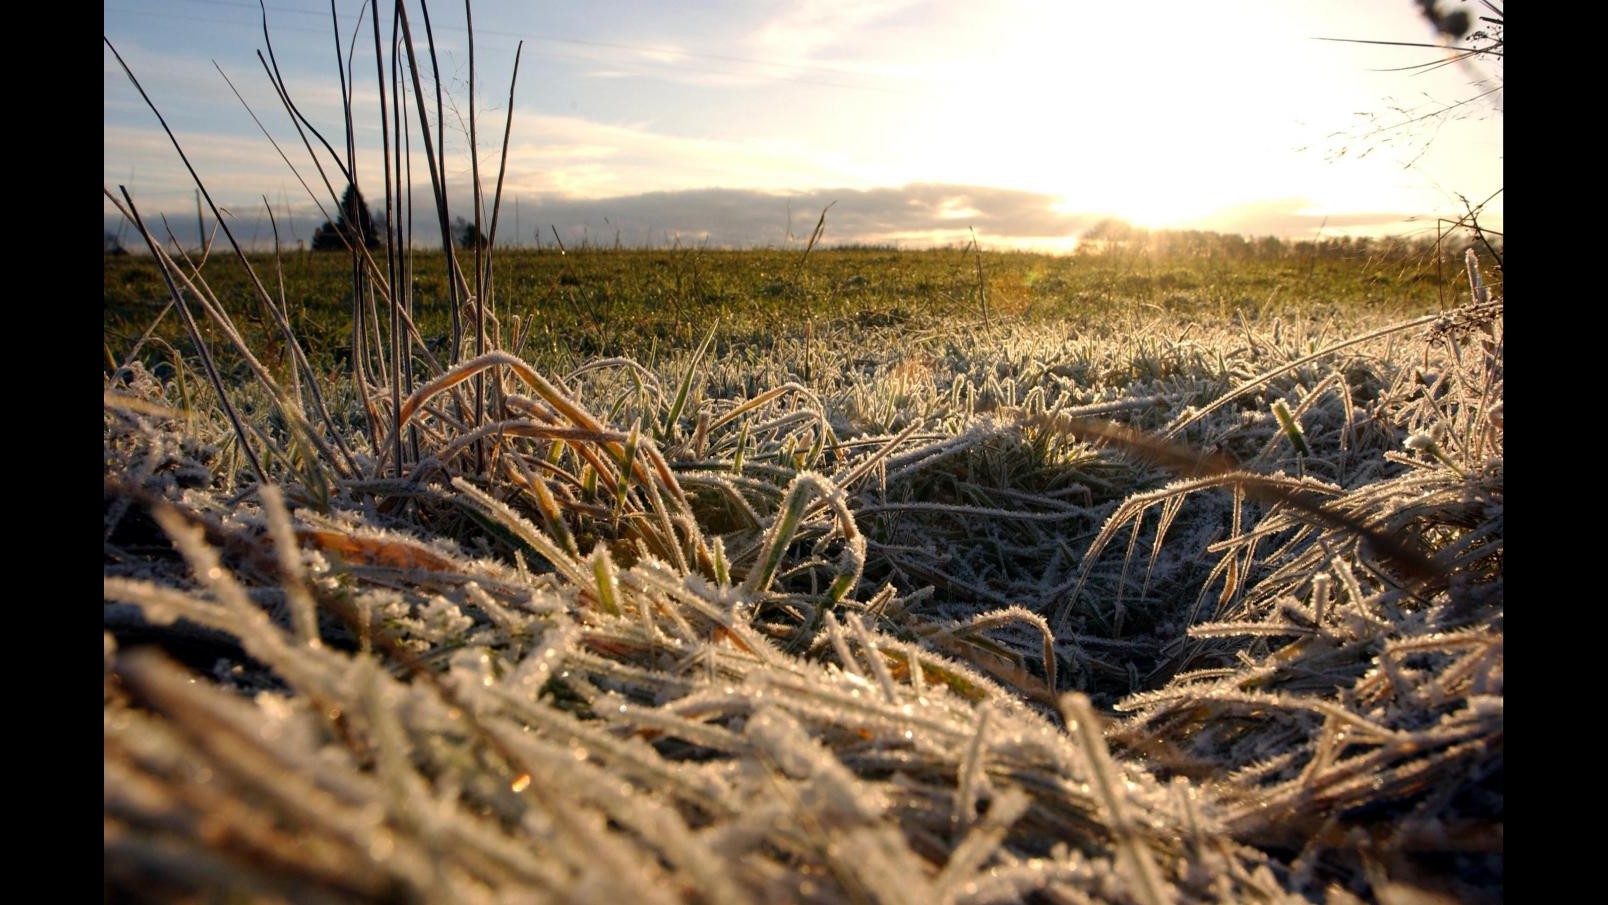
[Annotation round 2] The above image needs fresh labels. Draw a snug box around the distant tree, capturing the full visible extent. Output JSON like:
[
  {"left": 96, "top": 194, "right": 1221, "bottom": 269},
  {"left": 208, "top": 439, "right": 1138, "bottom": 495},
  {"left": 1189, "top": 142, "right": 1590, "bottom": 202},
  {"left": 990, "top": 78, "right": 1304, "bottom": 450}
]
[
  {"left": 104, "top": 229, "right": 129, "bottom": 256},
  {"left": 310, "top": 223, "right": 339, "bottom": 251},
  {"left": 453, "top": 216, "right": 488, "bottom": 251},
  {"left": 1256, "top": 235, "right": 1285, "bottom": 259},
  {"left": 1079, "top": 218, "right": 1143, "bottom": 254},
  {"left": 311, "top": 184, "right": 381, "bottom": 251}
]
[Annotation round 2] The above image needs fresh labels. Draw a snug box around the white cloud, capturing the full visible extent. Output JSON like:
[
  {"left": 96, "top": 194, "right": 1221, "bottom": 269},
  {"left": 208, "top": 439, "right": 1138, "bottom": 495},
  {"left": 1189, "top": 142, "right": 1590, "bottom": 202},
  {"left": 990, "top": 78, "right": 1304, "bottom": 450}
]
[{"left": 748, "top": 0, "right": 931, "bottom": 66}]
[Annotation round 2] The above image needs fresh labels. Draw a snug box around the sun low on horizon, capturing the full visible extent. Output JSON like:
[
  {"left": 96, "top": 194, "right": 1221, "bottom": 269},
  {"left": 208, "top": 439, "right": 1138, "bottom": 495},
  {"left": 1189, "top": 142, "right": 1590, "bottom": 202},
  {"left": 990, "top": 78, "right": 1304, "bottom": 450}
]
[{"left": 103, "top": 0, "right": 1502, "bottom": 250}]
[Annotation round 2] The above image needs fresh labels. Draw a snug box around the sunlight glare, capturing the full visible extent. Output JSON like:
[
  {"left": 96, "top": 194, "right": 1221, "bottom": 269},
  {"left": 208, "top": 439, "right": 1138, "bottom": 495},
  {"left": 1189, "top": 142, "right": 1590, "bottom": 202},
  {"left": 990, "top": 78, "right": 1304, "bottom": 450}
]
[{"left": 886, "top": 2, "right": 1352, "bottom": 235}]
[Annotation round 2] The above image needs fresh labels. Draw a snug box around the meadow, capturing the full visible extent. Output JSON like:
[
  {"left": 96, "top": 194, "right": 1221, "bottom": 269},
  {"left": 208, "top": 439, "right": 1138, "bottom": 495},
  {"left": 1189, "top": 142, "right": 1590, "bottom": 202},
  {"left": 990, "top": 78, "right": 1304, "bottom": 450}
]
[
  {"left": 104, "top": 237, "right": 1502, "bottom": 904},
  {"left": 103, "top": 241, "right": 1462, "bottom": 370},
  {"left": 104, "top": 4, "right": 1501, "bottom": 900}
]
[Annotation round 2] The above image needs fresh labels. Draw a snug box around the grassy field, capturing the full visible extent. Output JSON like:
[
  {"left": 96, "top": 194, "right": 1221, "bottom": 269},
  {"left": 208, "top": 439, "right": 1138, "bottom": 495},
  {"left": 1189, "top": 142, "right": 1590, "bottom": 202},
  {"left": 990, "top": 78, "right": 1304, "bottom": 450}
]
[
  {"left": 104, "top": 237, "right": 1502, "bottom": 903},
  {"left": 104, "top": 243, "right": 1466, "bottom": 375}
]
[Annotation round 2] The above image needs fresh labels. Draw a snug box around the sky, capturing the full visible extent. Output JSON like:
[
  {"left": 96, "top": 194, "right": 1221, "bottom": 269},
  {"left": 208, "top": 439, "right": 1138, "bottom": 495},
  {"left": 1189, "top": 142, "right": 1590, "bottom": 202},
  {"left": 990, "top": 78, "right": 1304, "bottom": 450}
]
[{"left": 103, "top": 0, "right": 1503, "bottom": 252}]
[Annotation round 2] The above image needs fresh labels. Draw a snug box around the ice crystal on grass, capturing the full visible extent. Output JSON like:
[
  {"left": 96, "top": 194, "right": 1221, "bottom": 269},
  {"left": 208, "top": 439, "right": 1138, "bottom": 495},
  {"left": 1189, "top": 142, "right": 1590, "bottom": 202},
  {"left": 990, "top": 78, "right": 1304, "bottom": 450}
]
[{"left": 105, "top": 209, "right": 1500, "bottom": 902}]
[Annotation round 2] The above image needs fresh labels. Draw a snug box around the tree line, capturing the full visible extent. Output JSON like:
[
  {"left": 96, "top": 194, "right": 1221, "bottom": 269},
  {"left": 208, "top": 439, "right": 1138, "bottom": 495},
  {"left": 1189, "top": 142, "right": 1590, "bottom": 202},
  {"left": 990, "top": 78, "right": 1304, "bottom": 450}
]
[
  {"left": 1077, "top": 218, "right": 1500, "bottom": 263},
  {"left": 310, "top": 184, "right": 487, "bottom": 252},
  {"left": 114, "top": 183, "right": 1494, "bottom": 262}
]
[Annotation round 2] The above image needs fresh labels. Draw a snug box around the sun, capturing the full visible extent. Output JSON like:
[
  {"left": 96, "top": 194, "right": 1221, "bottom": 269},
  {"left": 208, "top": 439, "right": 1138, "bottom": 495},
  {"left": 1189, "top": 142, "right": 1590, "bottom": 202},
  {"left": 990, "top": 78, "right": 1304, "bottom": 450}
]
[
  {"left": 1097, "top": 188, "right": 1228, "bottom": 233},
  {"left": 1045, "top": 161, "right": 1250, "bottom": 234}
]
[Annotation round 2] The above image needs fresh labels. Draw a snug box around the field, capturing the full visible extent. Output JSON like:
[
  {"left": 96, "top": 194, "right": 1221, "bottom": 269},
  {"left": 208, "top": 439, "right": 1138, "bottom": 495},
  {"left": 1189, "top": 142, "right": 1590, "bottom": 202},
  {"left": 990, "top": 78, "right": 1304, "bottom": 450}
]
[
  {"left": 104, "top": 238, "right": 1502, "bottom": 904},
  {"left": 104, "top": 244, "right": 1460, "bottom": 374}
]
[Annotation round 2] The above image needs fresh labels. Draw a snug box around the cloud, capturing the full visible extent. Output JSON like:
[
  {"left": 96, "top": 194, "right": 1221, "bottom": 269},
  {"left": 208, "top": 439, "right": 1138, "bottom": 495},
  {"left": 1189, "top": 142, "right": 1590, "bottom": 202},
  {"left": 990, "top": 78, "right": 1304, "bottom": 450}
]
[
  {"left": 106, "top": 181, "right": 1097, "bottom": 252},
  {"left": 104, "top": 183, "right": 1460, "bottom": 255},
  {"left": 749, "top": 0, "right": 931, "bottom": 63},
  {"left": 467, "top": 183, "right": 1100, "bottom": 249}
]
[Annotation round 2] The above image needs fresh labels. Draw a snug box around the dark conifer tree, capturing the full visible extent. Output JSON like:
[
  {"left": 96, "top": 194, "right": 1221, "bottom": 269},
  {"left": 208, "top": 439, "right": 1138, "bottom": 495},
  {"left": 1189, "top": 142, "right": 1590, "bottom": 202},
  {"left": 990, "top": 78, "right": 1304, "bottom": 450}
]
[{"left": 311, "top": 184, "right": 380, "bottom": 251}]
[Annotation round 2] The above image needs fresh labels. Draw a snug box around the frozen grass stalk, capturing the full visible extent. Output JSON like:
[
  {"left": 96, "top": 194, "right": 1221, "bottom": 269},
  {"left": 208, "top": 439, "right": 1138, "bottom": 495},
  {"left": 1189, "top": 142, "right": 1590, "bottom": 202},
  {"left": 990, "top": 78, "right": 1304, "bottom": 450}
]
[
  {"left": 1271, "top": 398, "right": 1310, "bottom": 457},
  {"left": 1465, "top": 247, "right": 1489, "bottom": 304}
]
